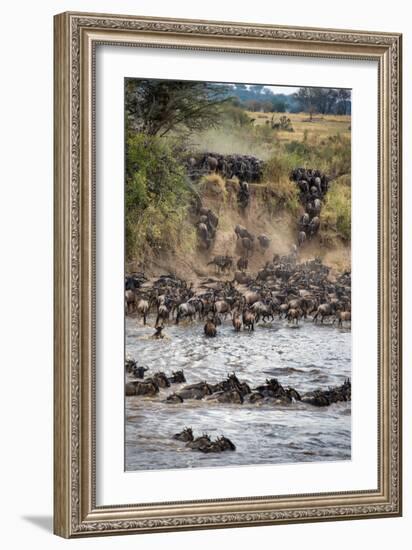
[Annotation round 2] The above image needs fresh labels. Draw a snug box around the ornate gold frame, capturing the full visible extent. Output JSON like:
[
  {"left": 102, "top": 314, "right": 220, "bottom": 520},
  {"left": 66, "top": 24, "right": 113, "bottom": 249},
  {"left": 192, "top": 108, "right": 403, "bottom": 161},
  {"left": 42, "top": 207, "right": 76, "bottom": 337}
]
[{"left": 53, "top": 11, "right": 402, "bottom": 538}]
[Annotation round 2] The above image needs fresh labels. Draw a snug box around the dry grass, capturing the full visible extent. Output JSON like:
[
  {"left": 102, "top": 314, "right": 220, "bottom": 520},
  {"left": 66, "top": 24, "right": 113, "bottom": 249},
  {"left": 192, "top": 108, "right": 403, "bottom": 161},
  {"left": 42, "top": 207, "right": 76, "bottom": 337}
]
[
  {"left": 321, "top": 175, "right": 351, "bottom": 241},
  {"left": 199, "top": 173, "right": 227, "bottom": 197},
  {"left": 246, "top": 111, "right": 351, "bottom": 144}
]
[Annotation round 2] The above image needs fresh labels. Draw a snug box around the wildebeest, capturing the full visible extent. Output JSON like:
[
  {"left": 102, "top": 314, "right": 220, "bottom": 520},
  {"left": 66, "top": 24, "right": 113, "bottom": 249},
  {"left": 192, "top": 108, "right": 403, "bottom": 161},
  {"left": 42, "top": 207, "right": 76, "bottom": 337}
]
[
  {"left": 243, "top": 291, "right": 260, "bottom": 306},
  {"left": 233, "top": 270, "right": 251, "bottom": 285},
  {"left": 175, "top": 302, "right": 196, "bottom": 324},
  {"left": 302, "top": 379, "right": 351, "bottom": 407},
  {"left": 176, "top": 382, "right": 213, "bottom": 400},
  {"left": 237, "top": 257, "right": 248, "bottom": 271},
  {"left": 155, "top": 304, "right": 170, "bottom": 326},
  {"left": 298, "top": 179, "right": 309, "bottom": 194},
  {"left": 300, "top": 212, "right": 310, "bottom": 229},
  {"left": 205, "top": 155, "right": 218, "bottom": 172},
  {"left": 126, "top": 379, "right": 159, "bottom": 397},
  {"left": 213, "top": 436, "right": 236, "bottom": 451},
  {"left": 234, "top": 224, "right": 254, "bottom": 241},
  {"left": 125, "top": 358, "right": 137, "bottom": 373},
  {"left": 253, "top": 378, "right": 294, "bottom": 403},
  {"left": 204, "top": 317, "right": 217, "bottom": 337},
  {"left": 206, "top": 389, "right": 244, "bottom": 404},
  {"left": 207, "top": 209, "right": 219, "bottom": 229},
  {"left": 310, "top": 185, "right": 319, "bottom": 197},
  {"left": 298, "top": 230, "right": 306, "bottom": 247},
  {"left": 314, "top": 176, "right": 322, "bottom": 193},
  {"left": 168, "top": 370, "right": 186, "bottom": 384},
  {"left": 173, "top": 427, "right": 194, "bottom": 441},
  {"left": 180, "top": 431, "right": 237, "bottom": 453},
  {"left": 207, "top": 255, "right": 233, "bottom": 274},
  {"left": 232, "top": 310, "right": 242, "bottom": 331},
  {"left": 308, "top": 216, "right": 320, "bottom": 237},
  {"left": 151, "top": 326, "right": 165, "bottom": 339},
  {"left": 238, "top": 180, "right": 250, "bottom": 209},
  {"left": 125, "top": 290, "right": 136, "bottom": 314},
  {"left": 213, "top": 299, "right": 230, "bottom": 319},
  {"left": 333, "top": 310, "right": 351, "bottom": 327},
  {"left": 209, "top": 373, "right": 250, "bottom": 396},
  {"left": 197, "top": 222, "right": 210, "bottom": 248},
  {"left": 241, "top": 237, "right": 254, "bottom": 257},
  {"left": 278, "top": 303, "right": 289, "bottom": 319},
  {"left": 242, "top": 309, "right": 256, "bottom": 331},
  {"left": 152, "top": 371, "right": 170, "bottom": 388},
  {"left": 132, "top": 365, "right": 148, "bottom": 379},
  {"left": 125, "top": 382, "right": 137, "bottom": 396},
  {"left": 136, "top": 298, "right": 150, "bottom": 325},
  {"left": 313, "top": 302, "right": 337, "bottom": 323},
  {"left": 251, "top": 300, "right": 275, "bottom": 323},
  {"left": 187, "top": 434, "right": 212, "bottom": 450},
  {"left": 257, "top": 234, "right": 271, "bottom": 252},
  {"left": 287, "top": 307, "right": 302, "bottom": 325},
  {"left": 313, "top": 198, "right": 322, "bottom": 215}
]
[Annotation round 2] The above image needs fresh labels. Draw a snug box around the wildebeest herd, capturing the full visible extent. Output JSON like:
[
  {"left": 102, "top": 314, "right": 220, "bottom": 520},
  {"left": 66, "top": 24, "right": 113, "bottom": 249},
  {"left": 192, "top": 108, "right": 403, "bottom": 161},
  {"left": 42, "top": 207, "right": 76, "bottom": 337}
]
[
  {"left": 126, "top": 360, "right": 351, "bottom": 408},
  {"left": 125, "top": 250, "right": 351, "bottom": 333},
  {"left": 194, "top": 206, "right": 220, "bottom": 250},
  {"left": 125, "top": 255, "right": 351, "bottom": 462},
  {"left": 290, "top": 167, "right": 330, "bottom": 247},
  {"left": 191, "top": 161, "right": 332, "bottom": 253},
  {"left": 126, "top": 157, "right": 351, "bottom": 462},
  {"left": 186, "top": 152, "right": 264, "bottom": 183},
  {"left": 125, "top": 356, "right": 351, "bottom": 452}
]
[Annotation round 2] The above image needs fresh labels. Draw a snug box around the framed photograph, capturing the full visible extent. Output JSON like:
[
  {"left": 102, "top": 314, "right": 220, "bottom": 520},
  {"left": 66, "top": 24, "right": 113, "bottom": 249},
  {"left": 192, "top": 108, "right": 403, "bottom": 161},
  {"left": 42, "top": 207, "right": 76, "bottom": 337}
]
[{"left": 53, "top": 12, "right": 402, "bottom": 538}]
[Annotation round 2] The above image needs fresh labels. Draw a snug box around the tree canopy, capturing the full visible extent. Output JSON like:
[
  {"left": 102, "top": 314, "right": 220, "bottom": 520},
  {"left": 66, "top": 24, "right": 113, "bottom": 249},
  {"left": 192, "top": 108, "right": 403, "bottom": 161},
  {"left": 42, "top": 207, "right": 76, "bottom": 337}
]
[
  {"left": 294, "top": 87, "right": 351, "bottom": 117},
  {"left": 225, "top": 84, "right": 351, "bottom": 115},
  {"left": 125, "top": 79, "right": 231, "bottom": 137}
]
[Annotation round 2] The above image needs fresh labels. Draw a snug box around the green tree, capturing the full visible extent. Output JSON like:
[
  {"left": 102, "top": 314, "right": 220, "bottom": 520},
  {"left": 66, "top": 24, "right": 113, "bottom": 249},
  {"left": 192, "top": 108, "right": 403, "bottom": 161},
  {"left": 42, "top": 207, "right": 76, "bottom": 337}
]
[
  {"left": 294, "top": 87, "right": 318, "bottom": 120},
  {"left": 336, "top": 89, "right": 351, "bottom": 114},
  {"left": 125, "top": 79, "right": 231, "bottom": 137}
]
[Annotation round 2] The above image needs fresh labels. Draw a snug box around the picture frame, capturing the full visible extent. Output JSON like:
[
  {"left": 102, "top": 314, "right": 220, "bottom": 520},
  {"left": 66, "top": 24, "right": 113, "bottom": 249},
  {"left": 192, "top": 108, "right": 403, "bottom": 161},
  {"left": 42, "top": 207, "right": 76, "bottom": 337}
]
[{"left": 53, "top": 11, "right": 402, "bottom": 538}]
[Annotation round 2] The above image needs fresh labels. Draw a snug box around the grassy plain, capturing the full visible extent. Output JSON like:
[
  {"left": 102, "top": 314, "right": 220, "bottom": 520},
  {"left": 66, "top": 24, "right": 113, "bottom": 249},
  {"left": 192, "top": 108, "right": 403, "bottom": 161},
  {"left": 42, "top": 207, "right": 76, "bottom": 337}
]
[{"left": 247, "top": 111, "right": 351, "bottom": 144}]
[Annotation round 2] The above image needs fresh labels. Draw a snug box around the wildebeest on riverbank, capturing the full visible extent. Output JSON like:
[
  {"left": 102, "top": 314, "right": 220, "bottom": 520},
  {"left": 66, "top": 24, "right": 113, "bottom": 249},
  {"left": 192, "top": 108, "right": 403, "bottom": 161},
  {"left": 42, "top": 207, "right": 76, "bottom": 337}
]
[{"left": 125, "top": 252, "right": 351, "bottom": 335}]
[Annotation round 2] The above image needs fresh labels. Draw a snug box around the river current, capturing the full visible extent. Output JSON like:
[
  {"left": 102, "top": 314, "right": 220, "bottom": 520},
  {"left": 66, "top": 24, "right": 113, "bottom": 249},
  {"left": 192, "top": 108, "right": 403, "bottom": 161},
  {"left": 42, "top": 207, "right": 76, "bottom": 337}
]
[{"left": 125, "top": 316, "right": 351, "bottom": 471}]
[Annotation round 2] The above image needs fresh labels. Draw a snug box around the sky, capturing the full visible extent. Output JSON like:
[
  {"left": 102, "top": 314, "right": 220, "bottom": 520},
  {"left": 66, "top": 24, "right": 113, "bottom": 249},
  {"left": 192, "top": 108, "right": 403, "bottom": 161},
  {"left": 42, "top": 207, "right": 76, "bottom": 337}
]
[{"left": 264, "top": 85, "right": 300, "bottom": 95}]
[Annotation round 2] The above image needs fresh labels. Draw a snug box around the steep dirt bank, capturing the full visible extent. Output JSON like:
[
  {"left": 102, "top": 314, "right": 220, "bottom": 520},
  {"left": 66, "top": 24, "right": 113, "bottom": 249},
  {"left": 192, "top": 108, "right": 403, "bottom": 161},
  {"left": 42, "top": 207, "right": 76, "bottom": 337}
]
[{"left": 126, "top": 177, "right": 350, "bottom": 279}]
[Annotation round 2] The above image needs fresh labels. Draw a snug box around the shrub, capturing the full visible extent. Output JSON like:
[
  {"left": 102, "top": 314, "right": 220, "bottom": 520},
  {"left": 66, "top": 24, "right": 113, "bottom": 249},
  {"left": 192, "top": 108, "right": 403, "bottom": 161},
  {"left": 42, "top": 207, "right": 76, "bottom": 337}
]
[
  {"left": 125, "top": 134, "right": 194, "bottom": 262},
  {"left": 284, "top": 134, "right": 351, "bottom": 177}
]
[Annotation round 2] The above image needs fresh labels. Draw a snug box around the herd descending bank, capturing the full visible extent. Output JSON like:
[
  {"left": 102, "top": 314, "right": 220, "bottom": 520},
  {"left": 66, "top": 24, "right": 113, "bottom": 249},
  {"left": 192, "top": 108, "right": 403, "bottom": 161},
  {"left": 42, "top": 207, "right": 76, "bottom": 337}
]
[{"left": 290, "top": 167, "right": 330, "bottom": 247}]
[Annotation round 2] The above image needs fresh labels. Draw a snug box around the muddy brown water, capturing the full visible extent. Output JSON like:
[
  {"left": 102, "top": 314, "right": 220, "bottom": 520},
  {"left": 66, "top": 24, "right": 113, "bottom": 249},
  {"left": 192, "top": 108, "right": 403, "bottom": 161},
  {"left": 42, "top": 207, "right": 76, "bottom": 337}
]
[{"left": 125, "top": 316, "right": 351, "bottom": 471}]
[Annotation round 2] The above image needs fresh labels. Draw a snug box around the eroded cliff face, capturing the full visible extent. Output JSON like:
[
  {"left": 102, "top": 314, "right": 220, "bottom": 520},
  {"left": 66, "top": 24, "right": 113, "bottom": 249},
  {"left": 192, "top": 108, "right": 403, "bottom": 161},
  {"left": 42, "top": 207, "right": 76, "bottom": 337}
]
[{"left": 126, "top": 174, "right": 350, "bottom": 280}]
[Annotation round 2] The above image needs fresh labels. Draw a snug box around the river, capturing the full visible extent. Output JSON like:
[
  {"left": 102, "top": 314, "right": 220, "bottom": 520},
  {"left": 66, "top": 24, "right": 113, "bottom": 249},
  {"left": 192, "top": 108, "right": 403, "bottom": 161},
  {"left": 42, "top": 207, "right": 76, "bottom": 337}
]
[{"left": 125, "top": 316, "right": 351, "bottom": 471}]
